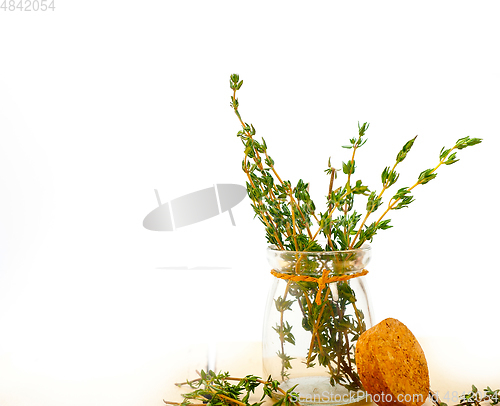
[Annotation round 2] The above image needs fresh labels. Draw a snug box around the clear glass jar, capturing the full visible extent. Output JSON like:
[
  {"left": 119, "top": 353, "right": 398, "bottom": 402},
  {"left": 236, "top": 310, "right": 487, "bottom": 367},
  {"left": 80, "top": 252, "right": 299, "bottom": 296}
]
[{"left": 263, "top": 245, "right": 373, "bottom": 405}]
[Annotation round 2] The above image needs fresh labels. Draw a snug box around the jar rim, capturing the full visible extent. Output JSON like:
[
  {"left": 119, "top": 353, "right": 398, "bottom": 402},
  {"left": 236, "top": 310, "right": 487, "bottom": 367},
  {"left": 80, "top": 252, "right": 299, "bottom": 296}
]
[{"left": 267, "top": 242, "right": 371, "bottom": 255}]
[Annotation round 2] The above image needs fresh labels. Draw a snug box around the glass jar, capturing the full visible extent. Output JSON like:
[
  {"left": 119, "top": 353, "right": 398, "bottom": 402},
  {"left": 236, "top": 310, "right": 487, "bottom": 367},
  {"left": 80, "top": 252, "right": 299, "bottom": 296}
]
[{"left": 263, "top": 245, "right": 373, "bottom": 405}]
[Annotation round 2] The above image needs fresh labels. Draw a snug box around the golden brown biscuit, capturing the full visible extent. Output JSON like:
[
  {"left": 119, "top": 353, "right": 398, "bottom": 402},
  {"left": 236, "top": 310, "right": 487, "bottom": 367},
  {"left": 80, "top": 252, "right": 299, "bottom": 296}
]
[{"left": 355, "top": 318, "right": 429, "bottom": 406}]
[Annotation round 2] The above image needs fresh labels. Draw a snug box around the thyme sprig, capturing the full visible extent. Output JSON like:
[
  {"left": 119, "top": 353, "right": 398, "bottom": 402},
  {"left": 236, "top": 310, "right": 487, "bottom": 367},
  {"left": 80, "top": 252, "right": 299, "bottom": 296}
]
[
  {"left": 165, "top": 370, "right": 301, "bottom": 406},
  {"left": 430, "top": 386, "right": 500, "bottom": 406}
]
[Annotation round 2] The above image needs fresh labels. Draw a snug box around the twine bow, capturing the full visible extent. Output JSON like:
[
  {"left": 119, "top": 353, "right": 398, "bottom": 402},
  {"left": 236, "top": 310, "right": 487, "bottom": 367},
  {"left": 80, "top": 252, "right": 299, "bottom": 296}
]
[{"left": 270, "top": 268, "right": 369, "bottom": 305}]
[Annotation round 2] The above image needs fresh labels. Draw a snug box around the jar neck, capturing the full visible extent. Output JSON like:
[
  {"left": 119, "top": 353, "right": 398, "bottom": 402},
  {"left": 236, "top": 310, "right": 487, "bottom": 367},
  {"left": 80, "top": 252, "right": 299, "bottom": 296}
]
[{"left": 267, "top": 247, "right": 371, "bottom": 276}]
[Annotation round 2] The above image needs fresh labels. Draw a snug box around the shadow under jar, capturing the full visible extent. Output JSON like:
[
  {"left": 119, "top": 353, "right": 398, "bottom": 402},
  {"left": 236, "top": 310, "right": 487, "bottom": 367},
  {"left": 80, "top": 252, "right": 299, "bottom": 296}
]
[{"left": 263, "top": 245, "right": 373, "bottom": 406}]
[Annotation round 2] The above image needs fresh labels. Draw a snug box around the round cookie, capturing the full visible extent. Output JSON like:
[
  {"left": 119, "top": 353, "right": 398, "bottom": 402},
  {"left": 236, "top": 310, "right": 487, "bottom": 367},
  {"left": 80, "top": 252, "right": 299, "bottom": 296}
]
[{"left": 355, "top": 318, "right": 429, "bottom": 406}]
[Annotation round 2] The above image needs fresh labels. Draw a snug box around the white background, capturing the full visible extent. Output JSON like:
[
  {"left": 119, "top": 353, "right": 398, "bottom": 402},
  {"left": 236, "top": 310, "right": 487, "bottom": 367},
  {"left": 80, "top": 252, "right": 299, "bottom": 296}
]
[{"left": 1, "top": 1, "right": 499, "bottom": 405}]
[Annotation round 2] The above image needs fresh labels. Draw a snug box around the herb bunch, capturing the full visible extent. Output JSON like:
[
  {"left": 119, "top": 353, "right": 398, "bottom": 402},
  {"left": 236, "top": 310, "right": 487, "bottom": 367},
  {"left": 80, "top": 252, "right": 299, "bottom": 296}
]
[
  {"left": 228, "top": 73, "right": 482, "bottom": 395},
  {"left": 165, "top": 370, "right": 301, "bottom": 406},
  {"left": 229, "top": 74, "right": 482, "bottom": 252}
]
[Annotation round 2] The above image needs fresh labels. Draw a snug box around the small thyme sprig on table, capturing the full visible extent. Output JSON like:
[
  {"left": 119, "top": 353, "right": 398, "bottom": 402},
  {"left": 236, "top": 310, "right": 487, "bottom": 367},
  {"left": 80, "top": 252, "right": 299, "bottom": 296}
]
[
  {"left": 164, "top": 370, "right": 301, "bottom": 406},
  {"left": 430, "top": 386, "right": 500, "bottom": 406}
]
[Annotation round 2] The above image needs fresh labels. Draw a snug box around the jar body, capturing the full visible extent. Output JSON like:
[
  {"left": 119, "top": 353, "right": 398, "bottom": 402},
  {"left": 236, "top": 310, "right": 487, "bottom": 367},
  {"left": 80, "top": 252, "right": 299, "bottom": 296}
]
[{"left": 263, "top": 246, "right": 373, "bottom": 405}]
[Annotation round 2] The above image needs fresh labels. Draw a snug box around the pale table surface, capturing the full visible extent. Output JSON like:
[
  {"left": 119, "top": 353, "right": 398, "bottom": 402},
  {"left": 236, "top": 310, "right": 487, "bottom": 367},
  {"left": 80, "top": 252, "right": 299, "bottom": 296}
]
[
  {"left": 163, "top": 338, "right": 500, "bottom": 406},
  {"left": 0, "top": 337, "right": 498, "bottom": 406}
]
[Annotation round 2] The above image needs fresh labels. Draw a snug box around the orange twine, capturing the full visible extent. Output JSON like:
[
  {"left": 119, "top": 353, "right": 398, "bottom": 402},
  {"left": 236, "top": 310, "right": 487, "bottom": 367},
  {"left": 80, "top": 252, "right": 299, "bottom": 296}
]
[{"left": 270, "top": 268, "right": 369, "bottom": 305}]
